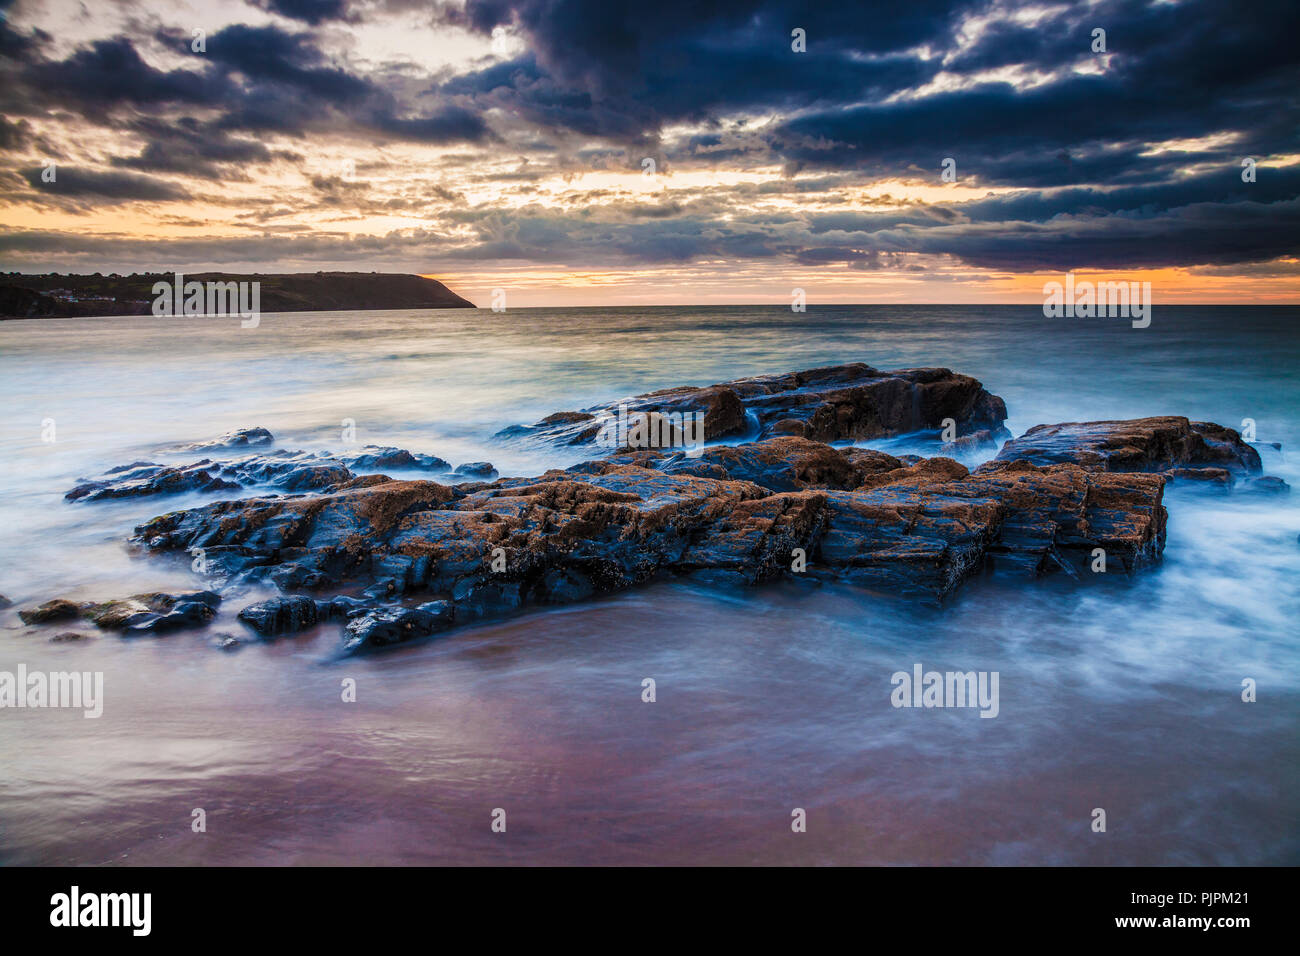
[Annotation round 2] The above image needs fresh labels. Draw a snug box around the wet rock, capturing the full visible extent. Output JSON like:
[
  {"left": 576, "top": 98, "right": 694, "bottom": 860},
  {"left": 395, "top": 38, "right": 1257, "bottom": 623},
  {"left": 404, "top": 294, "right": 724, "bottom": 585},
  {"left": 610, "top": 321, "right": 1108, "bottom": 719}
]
[
  {"left": 321, "top": 595, "right": 372, "bottom": 620},
  {"left": 342, "top": 603, "right": 454, "bottom": 653},
  {"left": 51, "top": 631, "right": 93, "bottom": 642},
  {"left": 588, "top": 437, "right": 862, "bottom": 492},
  {"left": 502, "top": 363, "right": 1009, "bottom": 450},
  {"left": 211, "top": 632, "right": 243, "bottom": 651},
  {"left": 88, "top": 591, "right": 221, "bottom": 630},
  {"left": 454, "top": 461, "right": 498, "bottom": 479},
  {"left": 1164, "top": 467, "right": 1234, "bottom": 488},
  {"left": 968, "top": 460, "right": 1166, "bottom": 577},
  {"left": 940, "top": 428, "right": 999, "bottom": 456},
  {"left": 0, "top": 593, "right": 11, "bottom": 609},
  {"left": 853, "top": 456, "right": 970, "bottom": 491},
  {"left": 841, "top": 447, "right": 906, "bottom": 481},
  {"left": 236, "top": 595, "right": 322, "bottom": 637},
  {"left": 132, "top": 428, "right": 1172, "bottom": 647},
  {"left": 341, "top": 446, "right": 451, "bottom": 472},
  {"left": 995, "top": 417, "right": 1262, "bottom": 476},
  {"left": 66, "top": 442, "right": 466, "bottom": 504},
  {"left": 123, "top": 600, "right": 217, "bottom": 635},
  {"left": 67, "top": 463, "right": 242, "bottom": 502},
  {"left": 175, "top": 427, "right": 275, "bottom": 453},
  {"left": 18, "top": 599, "right": 81, "bottom": 625},
  {"left": 1238, "top": 475, "right": 1291, "bottom": 496}
]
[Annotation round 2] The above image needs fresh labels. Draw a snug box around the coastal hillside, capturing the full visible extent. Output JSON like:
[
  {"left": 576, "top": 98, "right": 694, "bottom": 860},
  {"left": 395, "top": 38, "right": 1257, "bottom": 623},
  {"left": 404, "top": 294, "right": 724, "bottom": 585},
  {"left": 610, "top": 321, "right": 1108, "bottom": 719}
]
[{"left": 0, "top": 272, "right": 475, "bottom": 318}]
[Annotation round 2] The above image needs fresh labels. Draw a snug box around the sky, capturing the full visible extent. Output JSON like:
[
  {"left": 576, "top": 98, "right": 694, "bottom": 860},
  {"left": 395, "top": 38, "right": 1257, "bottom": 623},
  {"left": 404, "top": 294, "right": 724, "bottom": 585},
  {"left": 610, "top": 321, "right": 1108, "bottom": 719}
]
[{"left": 0, "top": 0, "right": 1297, "bottom": 306}]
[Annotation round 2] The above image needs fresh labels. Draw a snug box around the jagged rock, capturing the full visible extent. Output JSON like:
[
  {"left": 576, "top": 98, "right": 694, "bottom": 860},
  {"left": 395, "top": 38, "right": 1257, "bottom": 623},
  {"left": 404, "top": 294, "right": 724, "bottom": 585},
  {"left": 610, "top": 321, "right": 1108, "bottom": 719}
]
[
  {"left": 342, "top": 602, "right": 455, "bottom": 653},
  {"left": 174, "top": 427, "right": 275, "bottom": 453},
  {"left": 67, "top": 463, "right": 243, "bottom": 501},
  {"left": 88, "top": 591, "right": 220, "bottom": 629},
  {"left": 66, "top": 444, "right": 467, "bottom": 503},
  {"left": 16, "top": 591, "right": 220, "bottom": 635},
  {"left": 133, "top": 427, "right": 1174, "bottom": 651},
  {"left": 585, "top": 437, "right": 862, "bottom": 492},
  {"left": 237, "top": 595, "right": 322, "bottom": 636},
  {"left": 18, "top": 599, "right": 81, "bottom": 624},
  {"left": 995, "top": 417, "right": 1262, "bottom": 476},
  {"left": 500, "top": 363, "right": 1009, "bottom": 450},
  {"left": 123, "top": 600, "right": 217, "bottom": 635},
  {"left": 967, "top": 460, "right": 1166, "bottom": 576},
  {"left": 341, "top": 446, "right": 451, "bottom": 472},
  {"left": 853, "top": 456, "right": 971, "bottom": 491},
  {"left": 454, "top": 461, "right": 498, "bottom": 479}
]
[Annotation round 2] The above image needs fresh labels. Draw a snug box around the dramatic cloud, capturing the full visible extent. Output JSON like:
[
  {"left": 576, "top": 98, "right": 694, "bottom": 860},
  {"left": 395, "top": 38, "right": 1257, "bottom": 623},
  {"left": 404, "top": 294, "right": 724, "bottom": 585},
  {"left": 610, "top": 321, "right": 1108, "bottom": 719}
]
[{"left": 0, "top": 0, "right": 1296, "bottom": 299}]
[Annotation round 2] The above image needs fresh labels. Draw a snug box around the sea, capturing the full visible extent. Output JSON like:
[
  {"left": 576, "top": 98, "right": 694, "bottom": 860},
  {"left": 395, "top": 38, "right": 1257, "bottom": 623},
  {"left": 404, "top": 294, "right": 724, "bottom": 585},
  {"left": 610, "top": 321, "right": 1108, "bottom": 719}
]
[{"left": 0, "top": 304, "right": 1296, "bottom": 864}]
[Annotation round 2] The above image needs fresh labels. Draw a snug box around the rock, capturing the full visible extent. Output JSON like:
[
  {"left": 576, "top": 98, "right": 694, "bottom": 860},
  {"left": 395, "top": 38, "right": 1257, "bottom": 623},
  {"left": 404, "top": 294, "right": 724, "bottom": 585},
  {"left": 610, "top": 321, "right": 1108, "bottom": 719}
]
[
  {"left": 88, "top": 591, "right": 221, "bottom": 630},
  {"left": 588, "top": 436, "right": 862, "bottom": 492},
  {"left": 123, "top": 600, "right": 217, "bottom": 635},
  {"left": 939, "top": 428, "right": 999, "bottom": 456},
  {"left": 454, "top": 461, "right": 498, "bottom": 479},
  {"left": 342, "top": 603, "right": 454, "bottom": 654},
  {"left": 853, "top": 456, "right": 970, "bottom": 491},
  {"left": 342, "top": 446, "right": 451, "bottom": 472},
  {"left": 175, "top": 427, "right": 275, "bottom": 453},
  {"left": 18, "top": 599, "right": 81, "bottom": 625},
  {"left": 0, "top": 593, "right": 12, "bottom": 609},
  {"left": 51, "top": 631, "right": 93, "bottom": 642},
  {"left": 1238, "top": 475, "right": 1291, "bottom": 496},
  {"left": 236, "top": 595, "right": 322, "bottom": 637},
  {"left": 968, "top": 460, "right": 1166, "bottom": 577},
  {"left": 501, "top": 364, "right": 1009, "bottom": 451},
  {"left": 1164, "top": 467, "right": 1234, "bottom": 488},
  {"left": 67, "top": 463, "right": 243, "bottom": 501},
  {"left": 66, "top": 443, "right": 462, "bottom": 504},
  {"left": 133, "top": 429, "right": 1173, "bottom": 646},
  {"left": 211, "top": 632, "right": 243, "bottom": 651},
  {"left": 995, "top": 417, "right": 1262, "bottom": 476}
]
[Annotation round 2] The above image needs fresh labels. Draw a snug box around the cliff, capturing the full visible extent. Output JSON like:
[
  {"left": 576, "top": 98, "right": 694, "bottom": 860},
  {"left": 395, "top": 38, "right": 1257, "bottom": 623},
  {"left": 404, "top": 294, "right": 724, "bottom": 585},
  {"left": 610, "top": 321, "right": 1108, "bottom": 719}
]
[{"left": 0, "top": 271, "right": 475, "bottom": 318}]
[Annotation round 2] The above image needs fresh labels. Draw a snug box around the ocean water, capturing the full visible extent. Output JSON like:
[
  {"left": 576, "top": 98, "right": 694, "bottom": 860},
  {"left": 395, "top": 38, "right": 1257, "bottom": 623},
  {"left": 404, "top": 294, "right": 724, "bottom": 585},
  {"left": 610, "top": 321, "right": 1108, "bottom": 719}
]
[{"left": 0, "top": 304, "right": 1296, "bottom": 865}]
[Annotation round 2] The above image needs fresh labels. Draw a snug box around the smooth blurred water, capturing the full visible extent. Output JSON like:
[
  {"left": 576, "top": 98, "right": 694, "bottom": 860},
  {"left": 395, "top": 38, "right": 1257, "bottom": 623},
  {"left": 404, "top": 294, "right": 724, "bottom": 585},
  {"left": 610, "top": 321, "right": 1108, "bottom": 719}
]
[{"left": 0, "top": 304, "right": 1297, "bottom": 864}]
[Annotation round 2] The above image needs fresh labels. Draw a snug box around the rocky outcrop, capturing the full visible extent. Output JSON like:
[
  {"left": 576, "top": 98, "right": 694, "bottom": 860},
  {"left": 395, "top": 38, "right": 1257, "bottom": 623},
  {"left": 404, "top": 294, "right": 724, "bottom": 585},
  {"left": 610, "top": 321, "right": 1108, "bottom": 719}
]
[
  {"left": 174, "top": 427, "right": 274, "bottom": 453},
  {"left": 66, "top": 439, "right": 478, "bottom": 502},
  {"left": 36, "top": 361, "right": 1285, "bottom": 658},
  {"left": 995, "top": 417, "right": 1260, "bottom": 475},
  {"left": 498, "top": 364, "right": 1009, "bottom": 450},
  {"left": 993, "top": 417, "right": 1287, "bottom": 495},
  {"left": 16, "top": 591, "right": 221, "bottom": 635},
  {"left": 132, "top": 428, "right": 1171, "bottom": 653}
]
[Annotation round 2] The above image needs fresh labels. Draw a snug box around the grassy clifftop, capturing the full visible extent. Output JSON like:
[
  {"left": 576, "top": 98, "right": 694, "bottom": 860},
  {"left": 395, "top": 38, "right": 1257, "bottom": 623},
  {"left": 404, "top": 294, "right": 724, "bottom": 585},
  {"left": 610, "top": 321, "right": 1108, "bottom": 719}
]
[{"left": 0, "top": 271, "right": 476, "bottom": 318}]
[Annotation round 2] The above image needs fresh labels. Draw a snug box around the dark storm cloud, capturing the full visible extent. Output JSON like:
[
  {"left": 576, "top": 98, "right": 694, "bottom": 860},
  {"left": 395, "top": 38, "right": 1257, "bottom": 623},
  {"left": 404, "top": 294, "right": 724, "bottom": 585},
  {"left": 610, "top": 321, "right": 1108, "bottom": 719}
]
[
  {"left": 110, "top": 118, "right": 283, "bottom": 177},
  {"left": 0, "top": 0, "right": 1297, "bottom": 275},
  {"left": 0, "top": 20, "right": 491, "bottom": 160},
  {"left": 15, "top": 165, "right": 190, "bottom": 202},
  {"left": 252, "top": 0, "right": 355, "bottom": 26},
  {"left": 441, "top": 0, "right": 1300, "bottom": 269}
]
